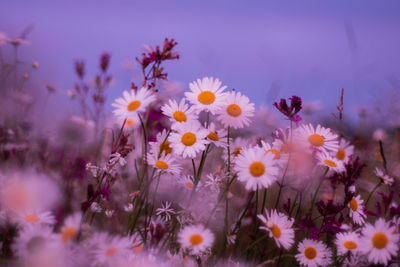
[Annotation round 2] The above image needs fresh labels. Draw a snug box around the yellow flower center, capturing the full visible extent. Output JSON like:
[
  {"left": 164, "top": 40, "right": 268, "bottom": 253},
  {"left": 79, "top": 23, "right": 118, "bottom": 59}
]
[
  {"left": 343, "top": 240, "right": 358, "bottom": 250},
  {"left": 266, "top": 149, "right": 281, "bottom": 160},
  {"left": 308, "top": 134, "right": 324, "bottom": 147},
  {"left": 249, "top": 161, "right": 265, "bottom": 177},
  {"left": 105, "top": 247, "right": 117, "bottom": 256},
  {"left": 372, "top": 232, "right": 388, "bottom": 249},
  {"left": 270, "top": 224, "right": 281, "bottom": 238},
  {"left": 173, "top": 111, "right": 187, "bottom": 122},
  {"left": 304, "top": 246, "right": 317, "bottom": 259},
  {"left": 181, "top": 132, "right": 196, "bottom": 146},
  {"left": 233, "top": 147, "right": 242, "bottom": 157},
  {"left": 185, "top": 181, "right": 194, "bottom": 189},
  {"left": 61, "top": 227, "right": 77, "bottom": 243},
  {"left": 127, "top": 100, "right": 141, "bottom": 112},
  {"left": 189, "top": 234, "right": 203, "bottom": 245},
  {"left": 197, "top": 91, "right": 215, "bottom": 105},
  {"left": 155, "top": 160, "right": 169, "bottom": 170},
  {"left": 349, "top": 198, "right": 358, "bottom": 211},
  {"left": 226, "top": 104, "right": 242, "bottom": 117},
  {"left": 336, "top": 149, "right": 346, "bottom": 160},
  {"left": 207, "top": 131, "right": 219, "bottom": 141},
  {"left": 126, "top": 118, "right": 135, "bottom": 127},
  {"left": 160, "top": 141, "right": 172, "bottom": 155},
  {"left": 25, "top": 214, "right": 40, "bottom": 222},
  {"left": 323, "top": 159, "right": 337, "bottom": 168}
]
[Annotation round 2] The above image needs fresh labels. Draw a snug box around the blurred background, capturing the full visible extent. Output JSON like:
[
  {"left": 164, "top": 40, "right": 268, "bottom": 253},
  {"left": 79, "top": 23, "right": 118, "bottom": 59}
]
[{"left": 1, "top": 0, "right": 400, "bottom": 123}]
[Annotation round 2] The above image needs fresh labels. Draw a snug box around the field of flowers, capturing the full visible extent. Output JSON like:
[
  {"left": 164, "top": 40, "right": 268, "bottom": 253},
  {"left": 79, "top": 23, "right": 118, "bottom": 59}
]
[{"left": 0, "top": 33, "right": 399, "bottom": 267}]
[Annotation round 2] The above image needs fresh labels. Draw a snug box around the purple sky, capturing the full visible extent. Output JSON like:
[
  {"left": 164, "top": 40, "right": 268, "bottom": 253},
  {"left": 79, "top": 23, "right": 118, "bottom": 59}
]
[{"left": 1, "top": 0, "right": 400, "bottom": 118}]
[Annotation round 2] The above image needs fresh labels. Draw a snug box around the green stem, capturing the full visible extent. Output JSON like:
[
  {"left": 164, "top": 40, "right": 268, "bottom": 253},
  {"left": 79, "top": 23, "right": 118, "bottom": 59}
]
[{"left": 365, "top": 182, "right": 381, "bottom": 206}]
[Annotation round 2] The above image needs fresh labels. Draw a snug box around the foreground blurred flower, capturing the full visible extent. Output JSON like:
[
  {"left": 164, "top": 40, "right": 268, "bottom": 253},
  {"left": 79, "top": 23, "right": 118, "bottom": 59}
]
[
  {"left": 216, "top": 91, "right": 255, "bottom": 129},
  {"left": 60, "top": 213, "right": 82, "bottom": 244},
  {"left": 90, "top": 233, "right": 133, "bottom": 266},
  {"left": 361, "top": 218, "right": 400, "bottom": 265},
  {"left": 178, "top": 224, "right": 214, "bottom": 255},
  {"left": 112, "top": 87, "right": 156, "bottom": 119},
  {"left": 15, "top": 211, "right": 55, "bottom": 227},
  {"left": 235, "top": 146, "right": 279, "bottom": 191},
  {"left": 295, "top": 124, "right": 339, "bottom": 153},
  {"left": 169, "top": 121, "right": 209, "bottom": 158},
  {"left": 295, "top": 238, "right": 332, "bottom": 267},
  {"left": 257, "top": 209, "right": 295, "bottom": 250},
  {"left": 335, "top": 231, "right": 360, "bottom": 256},
  {"left": 185, "top": 77, "right": 227, "bottom": 114}
]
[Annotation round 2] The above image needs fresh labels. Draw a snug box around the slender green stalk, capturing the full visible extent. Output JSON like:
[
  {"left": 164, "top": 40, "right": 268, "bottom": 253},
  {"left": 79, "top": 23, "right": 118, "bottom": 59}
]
[{"left": 365, "top": 182, "right": 381, "bottom": 206}]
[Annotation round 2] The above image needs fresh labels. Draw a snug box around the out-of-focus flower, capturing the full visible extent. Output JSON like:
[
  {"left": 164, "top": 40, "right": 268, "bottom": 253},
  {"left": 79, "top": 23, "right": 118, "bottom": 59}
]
[
  {"left": 90, "top": 233, "right": 133, "bottom": 266},
  {"left": 295, "top": 238, "right": 332, "bottom": 267},
  {"left": 235, "top": 146, "right": 279, "bottom": 191},
  {"left": 216, "top": 91, "right": 255, "bottom": 129},
  {"left": 257, "top": 209, "right": 295, "bottom": 250},
  {"left": 302, "top": 100, "right": 322, "bottom": 115},
  {"left": 109, "top": 152, "right": 127, "bottom": 167},
  {"left": 178, "top": 224, "right": 214, "bottom": 255},
  {"left": 123, "top": 203, "right": 134, "bottom": 212},
  {"left": 185, "top": 77, "right": 227, "bottom": 115},
  {"left": 15, "top": 211, "right": 55, "bottom": 227},
  {"left": 100, "top": 53, "right": 111, "bottom": 72},
  {"left": 372, "top": 128, "right": 387, "bottom": 141},
  {"left": 32, "top": 61, "right": 39, "bottom": 69},
  {"left": 375, "top": 167, "right": 394, "bottom": 186},
  {"left": 169, "top": 121, "right": 209, "bottom": 158},
  {"left": 71, "top": 116, "right": 95, "bottom": 128},
  {"left": 8, "top": 38, "right": 30, "bottom": 46},
  {"left": 335, "top": 232, "right": 361, "bottom": 256},
  {"left": 60, "top": 213, "right": 82, "bottom": 244},
  {"left": 90, "top": 202, "right": 102, "bottom": 213},
  {"left": 105, "top": 210, "right": 115, "bottom": 218},
  {"left": 0, "top": 32, "right": 9, "bottom": 45},
  {"left": 349, "top": 195, "right": 366, "bottom": 225},
  {"left": 360, "top": 218, "right": 400, "bottom": 266},
  {"left": 86, "top": 163, "right": 101, "bottom": 177}
]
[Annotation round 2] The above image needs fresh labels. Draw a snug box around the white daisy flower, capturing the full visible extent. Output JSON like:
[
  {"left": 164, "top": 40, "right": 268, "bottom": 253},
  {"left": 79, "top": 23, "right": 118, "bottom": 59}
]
[
  {"left": 295, "top": 124, "right": 339, "bottom": 153},
  {"left": 147, "top": 152, "right": 181, "bottom": 175},
  {"left": 118, "top": 114, "right": 140, "bottom": 129},
  {"left": 374, "top": 167, "right": 394, "bottom": 185},
  {"left": 169, "top": 121, "right": 209, "bottom": 158},
  {"left": 257, "top": 209, "right": 295, "bottom": 250},
  {"left": 15, "top": 210, "right": 55, "bottom": 227},
  {"left": 123, "top": 203, "right": 134, "bottom": 212},
  {"left": 149, "top": 129, "right": 173, "bottom": 156},
  {"left": 60, "top": 213, "right": 82, "bottom": 244},
  {"left": 295, "top": 238, "right": 332, "bottom": 267},
  {"left": 185, "top": 77, "right": 227, "bottom": 114},
  {"left": 204, "top": 173, "right": 223, "bottom": 193},
  {"left": 178, "top": 224, "right": 214, "bottom": 255},
  {"left": 333, "top": 138, "right": 354, "bottom": 163},
  {"left": 234, "top": 146, "right": 279, "bottom": 191},
  {"left": 205, "top": 122, "right": 229, "bottom": 148},
  {"left": 335, "top": 231, "right": 361, "bottom": 256},
  {"left": 316, "top": 151, "right": 345, "bottom": 172},
  {"left": 112, "top": 87, "right": 156, "bottom": 118},
  {"left": 161, "top": 98, "right": 198, "bottom": 125},
  {"left": 349, "top": 195, "right": 366, "bottom": 225},
  {"left": 360, "top": 218, "right": 400, "bottom": 266},
  {"left": 216, "top": 91, "right": 255, "bottom": 129}
]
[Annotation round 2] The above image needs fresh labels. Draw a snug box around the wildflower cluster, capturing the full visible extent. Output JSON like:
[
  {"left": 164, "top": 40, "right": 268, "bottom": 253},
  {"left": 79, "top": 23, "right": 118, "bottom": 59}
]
[{"left": 0, "top": 34, "right": 399, "bottom": 267}]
